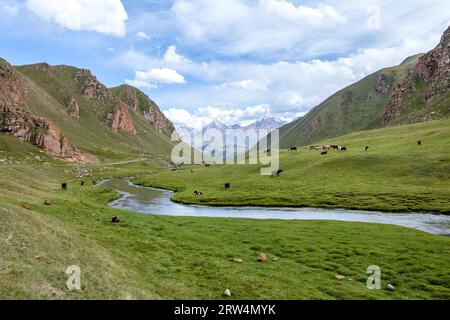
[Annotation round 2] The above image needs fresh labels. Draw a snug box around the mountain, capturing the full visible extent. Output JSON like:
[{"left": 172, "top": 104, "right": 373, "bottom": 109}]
[
  {"left": 243, "top": 116, "right": 287, "bottom": 131},
  {"left": 278, "top": 55, "right": 422, "bottom": 148},
  {"left": 382, "top": 26, "right": 450, "bottom": 125},
  {"left": 202, "top": 119, "right": 228, "bottom": 133},
  {"left": 0, "top": 58, "right": 176, "bottom": 162}
]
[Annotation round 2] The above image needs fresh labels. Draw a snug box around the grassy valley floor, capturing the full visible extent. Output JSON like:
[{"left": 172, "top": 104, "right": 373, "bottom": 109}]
[{"left": 134, "top": 119, "right": 450, "bottom": 213}]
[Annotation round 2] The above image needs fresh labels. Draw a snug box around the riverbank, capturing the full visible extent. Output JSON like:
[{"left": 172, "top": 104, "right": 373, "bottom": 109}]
[{"left": 133, "top": 119, "right": 450, "bottom": 214}]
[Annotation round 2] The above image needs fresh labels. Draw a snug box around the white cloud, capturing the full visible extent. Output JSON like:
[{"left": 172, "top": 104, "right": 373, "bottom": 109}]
[
  {"left": 220, "top": 79, "right": 269, "bottom": 91},
  {"left": 163, "top": 45, "right": 190, "bottom": 64},
  {"left": 136, "top": 31, "right": 150, "bottom": 40},
  {"left": 126, "top": 67, "right": 186, "bottom": 89},
  {"left": 26, "top": 0, "right": 128, "bottom": 37},
  {"left": 171, "top": 0, "right": 346, "bottom": 54},
  {"left": 2, "top": 4, "right": 18, "bottom": 15}
]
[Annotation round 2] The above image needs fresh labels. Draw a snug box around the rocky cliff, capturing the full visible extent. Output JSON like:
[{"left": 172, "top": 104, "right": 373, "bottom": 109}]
[
  {"left": 75, "top": 70, "right": 137, "bottom": 134},
  {"left": 111, "top": 85, "right": 175, "bottom": 136},
  {"left": 0, "top": 60, "right": 85, "bottom": 162},
  {"left": 382, "top": 26, "right": 450, "bottom": 125}
]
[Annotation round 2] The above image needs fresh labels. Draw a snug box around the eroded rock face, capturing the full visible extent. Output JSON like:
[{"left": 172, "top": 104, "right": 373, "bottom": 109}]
[
  {"left": 75, "top": 69, "right": 114, "bottom": 101},
  {"left": 382, "top": 26, "right": 450, "bottom": 124},
  {"left": 67, "top": 96, "right": 80, "bottom": 119},
  {"left": 105, "top": 101, "right": 137, "bottom": 134},
  {"left": 0, "top": 61, "right": 85, "bottom": 162},
  {"left": 115, "top": 85, "right": 176, "bottom": 136}
]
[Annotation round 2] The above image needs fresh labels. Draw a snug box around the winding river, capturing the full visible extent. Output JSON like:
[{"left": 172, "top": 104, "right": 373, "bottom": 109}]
[{"left": 102, "top": 178, "right": 450, "bottom": 236}]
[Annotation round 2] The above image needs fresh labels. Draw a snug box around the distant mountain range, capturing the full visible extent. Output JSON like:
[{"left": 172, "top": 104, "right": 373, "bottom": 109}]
[{"left": 176, "top": 116, "right": 287, "bottom": 159}]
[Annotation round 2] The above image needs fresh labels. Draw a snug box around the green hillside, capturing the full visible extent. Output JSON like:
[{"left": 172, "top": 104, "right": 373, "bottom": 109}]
[
  {"left": 278, "top": 56, "right": 421, "bottom": 148},
  {"left": 8, "top": 62, "right": 174, "bottom": 163}
]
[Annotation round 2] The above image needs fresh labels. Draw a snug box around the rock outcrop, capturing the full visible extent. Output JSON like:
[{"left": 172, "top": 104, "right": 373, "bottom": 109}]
[
  {"left": 74, "top": 70, "right": 137, "bottom": 134},
  {"left": 113, "top": 85, "right": 176, "bottom": 136},
  {"left": 106, "top": 101, "right": 137, "bottom": 134},
  {"left": 0, "top": 60, "right": 85, "bottom": 162},
  {"left": 382, "top": 26, "right": 450, "bottom": 125}
]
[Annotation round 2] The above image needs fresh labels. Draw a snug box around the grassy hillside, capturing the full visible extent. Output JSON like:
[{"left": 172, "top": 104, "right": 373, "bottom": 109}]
[
  {"left": 0, "top": 134, "right": 449, "bottom": 299},
  {"left": 279, "top": 56, "right": 421, "bottom": 148},
  {"left": 12, "top": 63, "right": 174, "bottom": 162},
  {"left": 136, "top": 118, "right": 450, "bottom": 213}
]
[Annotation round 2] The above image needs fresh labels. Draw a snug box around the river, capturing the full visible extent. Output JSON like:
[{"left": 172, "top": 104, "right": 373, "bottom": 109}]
[{"left": 102, "top": 178, "right": 450, "bottom": 235}]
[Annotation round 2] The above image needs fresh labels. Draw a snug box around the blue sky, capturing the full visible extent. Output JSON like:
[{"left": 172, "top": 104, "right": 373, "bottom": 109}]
[{"left": 0, "top": 0, "right": 449, "bottom": 128}]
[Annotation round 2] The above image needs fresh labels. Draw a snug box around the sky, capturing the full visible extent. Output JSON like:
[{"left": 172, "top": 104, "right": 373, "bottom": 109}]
[{"left": 0, "top": 0, "right": 449, "bottom": 129}]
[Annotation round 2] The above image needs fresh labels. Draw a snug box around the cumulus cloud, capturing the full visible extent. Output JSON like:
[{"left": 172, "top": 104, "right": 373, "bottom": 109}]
[
  {"left": 136, "top": 31, "right": 150, "bottom": 40},
  {"left": 26, "top": 0, "right": 128, "bottom": 37},
  {"left": 126, "top": 67, "right": 186, "bottom": 89}
]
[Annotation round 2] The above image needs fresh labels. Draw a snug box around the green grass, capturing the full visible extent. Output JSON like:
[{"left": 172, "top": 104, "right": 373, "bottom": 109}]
[
  {"left": 1, "top": 160, "right": 450, "bottom": 299},
  {"left": 135, "top": 119, "right": 450, "bottom": 213}
]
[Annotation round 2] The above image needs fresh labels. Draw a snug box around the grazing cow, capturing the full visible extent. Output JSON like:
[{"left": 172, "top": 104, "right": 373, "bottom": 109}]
[
  {"left": 271, "top": 169, "right": 283, "bottom": 177},
  {"left": 44, "top": 200, "right": 51, "bottom": 206},
  {"left": 194, "top": 191, "right": 203, "bottom": 196},
  {"left": 290, "top": 147, "right": 298, "bottom": 151},
  {"left": 205, "top": 163, "right": 211, "bottom": 167},
  {"left": 112, "top": 216, "right": 121, "bottom": 224},
  {"left": 418, "top": 141, "right": 422, "bottom": 146},
  {"left": 322, "top": 145, "right": 331, "bottom": 151},
  {"left": 339, "top": 146, "right": 347, "bottom": 151},
  {"left": 321, "top": 151, "right": 328, "bottom": 155},
  {"left": 331, "top": 145, "right": 339, "bottom": 150},
  {"left": 365, "top": 146, "right": 370, "bottom": 152},
  {"left": 80, "top": 181, "right": 85, "bottom": 186},
  {"left": 310, "top": 146, "right": 321, "bottom": 151},
  {"left": 62, "top": 183, "right": 67, "bottom": 190},
  {"left": 224, "top": 183, "right": 231, "bottom": 190}
]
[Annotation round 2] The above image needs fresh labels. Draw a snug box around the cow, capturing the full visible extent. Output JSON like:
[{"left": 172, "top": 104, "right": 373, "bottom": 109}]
[
  {"left": 331, "top": 145, "right": 339, "bottom": 150},
  {"left": 321, "top": 151, "right": 328, "bottom": 155},
  {"left": 365, "top": 146, "right": 370, "bottom": 152},
  {"left": 194, "top": 191, "right": 203, "bottom": 196},
  {"left": 205, "top": 163, "right": 211, "bottom": 167},
  {"left": 418, "top": 141, "right": 422, "bottom": 146},
  {"left": 290, "top": 147, "right": 298, "bottom": 151},
  {"left": 112, "top": 216, "right": 121, "bottom": 224},
  {"left": 92, "top": 180, "right": 97, "bottom": 186},
  {"left": 339, "top": 146, "right": 347, "bottom": 151},
  {"left": 310, "top": 146, "right": 321, "bottom": 151},
  {"left": 224, "top": 183, "right": 231, "bottom": 190},
  {"left": 80, "top": 181, "right": 85, "bottom": 186},
  {"left": 44, "top": 200, "right": 51, "bottom": 206},
  {"left": 271, "top": 169, "right": 283, "bottom": 177},
  {"left": 62, "top": 183, "right": 67, "bottom": 190},
  {"left": 322, "top": 145, "right": 331, "bottom": 151}
]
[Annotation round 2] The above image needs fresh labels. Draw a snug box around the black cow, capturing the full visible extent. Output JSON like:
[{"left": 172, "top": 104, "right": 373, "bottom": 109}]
[
  {"left": 80, "top": 181, "right": 85, "bottom": 186},
  {"left": 194, "top": 191, "right": 203, "bottom": 196},
  {"left": 224, "top": 183, "right": 231, "bottom": 190},
  {"left": 271, "top": 169, "right": 283, "bottom": 177},
  {"left": 321, "top": 151, "right": 328, "bottom": 155},
  {"left": 62, "top": 183, "right": 67, "bottom": 190},
  {"left": 418, "top": 141, "right": 422, "bottom": 146},
  {"left": 365, "top": 146, "right": 370, "bottom": 152},
  {"left": 112, "top": 216, "right": 121, "bottom": 223},
  {"left": 340, "top": 146, "right": 347, "bottom": 151},
  {"left": 290, "top": 147, "right": 298, "bottom": 151}
]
